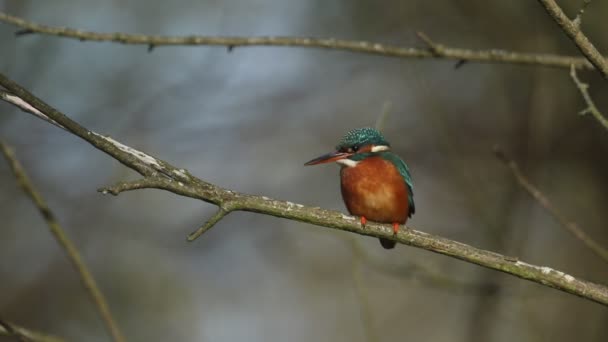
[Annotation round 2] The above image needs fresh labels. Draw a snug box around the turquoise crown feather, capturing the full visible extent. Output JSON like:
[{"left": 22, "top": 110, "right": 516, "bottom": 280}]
[{"left": 336, "top": 127, "right": 389, "bottom": 150}]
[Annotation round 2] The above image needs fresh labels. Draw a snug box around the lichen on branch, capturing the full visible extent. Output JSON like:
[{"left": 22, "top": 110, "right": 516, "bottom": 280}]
[{"left": 2, "top": 71, "right": 608, "bottom": 307}]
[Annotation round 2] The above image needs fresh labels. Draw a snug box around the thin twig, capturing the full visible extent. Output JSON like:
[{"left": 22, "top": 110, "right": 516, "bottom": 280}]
[
  {"left": 495, "top": 146, "right": 608, "bottom": 264},
  {"left": 416, "top": 32, "right": 470, "bottom": 69},
  {"left": 1, "top": 72, "right": 608, "bottom": 307},
  {"left": 569, "top": 64, "right": 608, "bottom": 131},
  {"left": 374, "top": 101, "right": 392, "bottom": 132},
  {"left": 0, "top": 11, "right": 595, "bottom": 70},
  {"left": 187, "top": 207, "right": 232, "bottom": 241},
  {"left": 573, "top": 0, "right": 593, "bottom": 28},
  {"left": 416, "top": 31, "right": 441, "bottom": 55},
  {"left": 536, "top": 0, "right": 608, "bottom": 78},
  {"left": 98, "top": 178, "right": 165, "bottom": 195},
  {"left": 0, "top": 143, "right": 126, "bottom": 342},
  {"left": 0, "top": 318, "right": 65, "bottom": 342}
]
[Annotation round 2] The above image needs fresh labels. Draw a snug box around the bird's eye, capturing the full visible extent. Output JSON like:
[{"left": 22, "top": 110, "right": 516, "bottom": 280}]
[{"left": 340, "top": 146, "right": 358, "bottom": 153}]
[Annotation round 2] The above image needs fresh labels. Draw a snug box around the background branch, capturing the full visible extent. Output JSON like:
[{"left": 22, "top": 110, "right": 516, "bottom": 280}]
[
  {"left": 374, "top": 101, "right": 392, "bottom": 132},
  {"left": 536, "top": 0, "right": 608, "bottom": 78},
  {"left": 569, "top": 64, "right": 608, "bottom": 131},
  {"left": 0, "top": 318, "right": 65, "bottom": 342},
  {"left": 573, "top": 0, "right": 593, "bottom": 27},
  {"left": 2, "top": 72, "right": 608, "bottom": 307},
  {"left": 495, "top": 147, "right": 608, "bottom": 263},
  {"left": 0, "top": 143, "right": 126, "bottom": 342},
  {"left": 0, "top": 11, "right": 595, "bottom": 70}
]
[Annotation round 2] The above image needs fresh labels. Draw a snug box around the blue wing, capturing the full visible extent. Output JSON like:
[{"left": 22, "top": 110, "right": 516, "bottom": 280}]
[{"left": 379, "top": 152, "right": 415, "bottom": 217}]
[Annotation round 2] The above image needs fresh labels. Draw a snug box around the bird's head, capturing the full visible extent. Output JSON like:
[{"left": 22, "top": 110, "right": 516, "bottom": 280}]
[{"left": 304, "top": 127, "right": 390, "bottom": 167}]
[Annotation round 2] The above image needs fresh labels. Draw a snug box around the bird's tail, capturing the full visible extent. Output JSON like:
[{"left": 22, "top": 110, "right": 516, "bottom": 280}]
[{"left": 379, "top": 238, "right": 396, "bottom": 249}]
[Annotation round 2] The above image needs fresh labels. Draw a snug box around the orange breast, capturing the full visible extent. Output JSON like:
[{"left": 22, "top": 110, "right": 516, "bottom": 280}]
[{"left": 340, "top": 156, "right": 410, "bottom": 224}]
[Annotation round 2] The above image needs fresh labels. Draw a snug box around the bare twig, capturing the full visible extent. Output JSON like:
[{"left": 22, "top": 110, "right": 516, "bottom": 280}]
[
  {"left": 374, "top": 101, "right": 392, "bottom": 132},
  {"left": 98, "top": 178, "right": 165, "bottom": 195},
  {"left": 0, "top": 143, "right": 126, "bottom": 342},
  {"left": 0, "top": 318, "right": 65, "bottom": 342},
  {"left": 0, "top": 11, "right": 595, "bottom": 70},
  {"left": 536, "top": 0, "right": 608, "bottom": 78},
  {"left": 573, "top": 0, "right": 593, "bottom": 28},
  {"left": 569, "top": 64, "right": 608, "bottom": 131},
  {"left": 416, "top": 32, "right": 470, "bottom": 69},
  {"left": 187, "top": 207, "right": 232, "bottom": 240},
  {"left": 416, "top": 31, "right": 441, "bottom": 55},
  {"left": 495, "top": 147, "right": 608, "bottom": 264},
  {"left": 1, "top": 72, "right": 608, "bottom": 306}
]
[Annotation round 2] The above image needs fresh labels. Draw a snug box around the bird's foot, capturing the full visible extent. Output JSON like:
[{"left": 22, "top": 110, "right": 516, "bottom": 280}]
[
  {"left": 392, "top": 222, "right": 400, "bottom": 235},
  {"left": 360, "top": 216, "right": 367, "bottom": 228}
]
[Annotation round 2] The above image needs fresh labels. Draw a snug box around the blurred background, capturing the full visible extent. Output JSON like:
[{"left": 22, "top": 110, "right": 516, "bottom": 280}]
[{"left": 1, "top": 0, "right": 607, "bottom": 341}]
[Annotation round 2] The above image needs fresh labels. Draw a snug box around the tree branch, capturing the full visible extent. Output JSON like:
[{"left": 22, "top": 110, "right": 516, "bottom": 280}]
[
  {"left": 0, "top": 318, "right": 65, "bottom": 342},
  {"left": 0, "top": 11, "right": 596, "bottom": 70},
  {"left": 569, "top": 64, "right": 608, "bottom": 131},
  {"left": 0, "top": 90, "right": 65, "bottom": 130},
  {"left": 495, "top": 147, "right": 608, "bottom": 263},
  {"left": 0, "top": 143, "right": 126, "bottom": 342},
  {"left": 536, "top": 0, "right": 608, "bottom": 78},
  {"left": 2, "top": 72, "right": 608, "bottom": 307}
]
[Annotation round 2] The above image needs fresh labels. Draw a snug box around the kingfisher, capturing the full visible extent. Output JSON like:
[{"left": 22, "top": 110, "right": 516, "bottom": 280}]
[{"left": 305, "top": 127, "right": 415, "bottom": 249}]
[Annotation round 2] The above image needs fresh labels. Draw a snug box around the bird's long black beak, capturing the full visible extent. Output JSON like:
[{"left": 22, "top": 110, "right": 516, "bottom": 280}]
[{"left": 304, "top": 151, "right": 351, "bottom": 166}]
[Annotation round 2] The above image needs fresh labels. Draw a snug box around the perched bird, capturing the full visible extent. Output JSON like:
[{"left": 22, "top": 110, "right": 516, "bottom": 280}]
[{"left": 305, "top": 127, "right": 415, "bottom": 249}]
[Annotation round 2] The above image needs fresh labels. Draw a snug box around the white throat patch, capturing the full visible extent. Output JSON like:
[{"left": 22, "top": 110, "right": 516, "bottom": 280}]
[
  {"left": 371, "top": 145, "right": 390, "bottom": 152},
  {"left": 336, "top": 158, "right": 360, "bottom": 168}
]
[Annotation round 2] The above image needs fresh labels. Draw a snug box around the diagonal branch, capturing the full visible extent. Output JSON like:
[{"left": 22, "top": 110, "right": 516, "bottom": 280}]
[
  {"left": 536, "top": 0, "right": 608, "bottom": 78},
  {"left": 0, "top": 11, "right": 595, "bottom": 70},
  {"left": 2, "top": 72, "right": 608, "bottom": 307},
  {"left": 0, "top": 318, "right": 65, "bottom": 342},
  {"left": 0, "top": 90, "right": 66, "bottom": 130},
  {"left": 569, "top": 64, "right": 608, "bottom": 131},
  {"left": 495, "top": 147, "right": 608, "bottom": 263},
  {"left": 0, "top": 76, "right": 191, "bottom": 182},
  {"left": 0, "top": 143, "right": 126, "bottom": 342}
]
